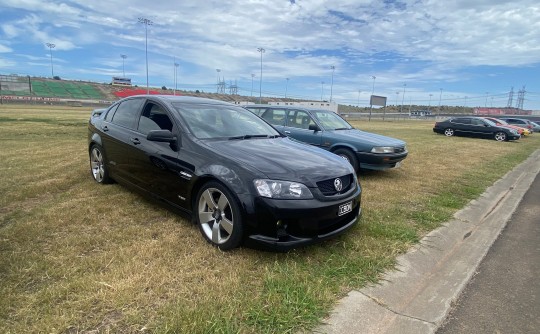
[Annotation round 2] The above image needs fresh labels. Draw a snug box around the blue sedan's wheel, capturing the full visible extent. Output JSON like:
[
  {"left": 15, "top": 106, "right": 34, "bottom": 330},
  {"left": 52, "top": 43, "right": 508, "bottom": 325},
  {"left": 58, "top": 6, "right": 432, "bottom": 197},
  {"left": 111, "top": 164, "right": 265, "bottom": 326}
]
[
  {"left": 89, "top": 145, "right": 111, "bottom": 184},
  {"left": 333, "top": 148, "right": 359, "bottom": 173},
  {"left": 196, "top": 181, "right": 243, "bottom": 250},
  {"left": 494, "top": 132, "right": 507, "bottom": 142},
  {"left": 444, "top": 128, "right": 454, "bottom": 136}
]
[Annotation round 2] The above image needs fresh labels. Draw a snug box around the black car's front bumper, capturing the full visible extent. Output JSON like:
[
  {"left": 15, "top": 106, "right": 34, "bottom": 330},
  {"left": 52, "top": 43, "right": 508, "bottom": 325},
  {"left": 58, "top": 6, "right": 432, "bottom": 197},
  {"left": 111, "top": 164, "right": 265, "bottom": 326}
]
[{"left": 241, "top": 185, "right": 362, "bottom": 251}]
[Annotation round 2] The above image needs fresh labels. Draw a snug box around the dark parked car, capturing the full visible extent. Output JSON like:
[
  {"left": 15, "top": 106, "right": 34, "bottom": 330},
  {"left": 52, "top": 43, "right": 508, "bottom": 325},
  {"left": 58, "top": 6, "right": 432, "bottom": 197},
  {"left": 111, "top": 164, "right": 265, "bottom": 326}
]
[
  {"left": 88, "top": 96, "right": 361, "bottom": 251},
  {"left": 244, "top": 105, "right": 407, "bottom": 172},
  {"left": 433, "top": 117, "right": 520, "bottom": 141},
  {"left": 500, "top": 117, "right": 540, "bottom": 133}
]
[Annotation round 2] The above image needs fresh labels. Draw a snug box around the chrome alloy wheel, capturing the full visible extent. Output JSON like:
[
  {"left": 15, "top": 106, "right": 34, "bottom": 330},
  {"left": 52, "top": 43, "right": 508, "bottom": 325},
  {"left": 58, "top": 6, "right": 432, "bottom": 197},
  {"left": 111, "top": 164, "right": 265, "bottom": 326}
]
[
  {"left": 444, "top": 128, "right": 454, "bottom": 136},
  {"left": 90, "top": 147, "right": 106, "bottom": 182},
  {"left": 198, "top": 188, "right": 234, "bottom": 245},
  {"left": 494, "top": 132, "right": 507, "bottom": 142}
]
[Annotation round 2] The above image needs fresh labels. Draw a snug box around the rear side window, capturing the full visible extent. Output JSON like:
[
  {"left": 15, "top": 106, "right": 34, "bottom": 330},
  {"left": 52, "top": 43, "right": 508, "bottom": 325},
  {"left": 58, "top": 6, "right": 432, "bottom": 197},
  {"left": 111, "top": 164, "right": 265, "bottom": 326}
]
[
  {"left": 104, "top": 104, "right": 119, "bottom": 121},
  {"left": 452, "top": 118, "right": 471, "bottom": 124},
  {"left": 111, "top": 98, "right": 144, "bottom": 129},
  {"left": 261, "top": 109, "right": 286, "bottom": 126}
]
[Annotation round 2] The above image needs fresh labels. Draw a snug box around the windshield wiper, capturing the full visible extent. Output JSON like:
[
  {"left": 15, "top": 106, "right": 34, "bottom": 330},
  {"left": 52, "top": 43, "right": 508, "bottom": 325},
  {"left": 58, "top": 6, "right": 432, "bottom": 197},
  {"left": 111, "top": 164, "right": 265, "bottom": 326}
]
[
  {"left": 228, "top": 134, "right": 271, "bottom": 140},
  {"left": 334, "top": 127, "right": 352, "bottom": 130}
]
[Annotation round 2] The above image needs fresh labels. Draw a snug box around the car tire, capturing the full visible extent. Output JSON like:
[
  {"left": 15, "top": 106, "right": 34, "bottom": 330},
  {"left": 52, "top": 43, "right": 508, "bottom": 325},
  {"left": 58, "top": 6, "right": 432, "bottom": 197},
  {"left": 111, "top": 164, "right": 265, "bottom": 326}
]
[
  {"left": 333, "top": 148, "right": 359, "bottom": 173},
  {"left": 444, "top": 128, "right": 454, "bottom": 136},
  {"left": 195, "top": 181, "right": 243, "bottom": 250},
  {"left": 89, "top": 144, "right": 112, "bottom": 184},
  {"left": 494, "top": 132, "right": 507, "bottom": 142}
]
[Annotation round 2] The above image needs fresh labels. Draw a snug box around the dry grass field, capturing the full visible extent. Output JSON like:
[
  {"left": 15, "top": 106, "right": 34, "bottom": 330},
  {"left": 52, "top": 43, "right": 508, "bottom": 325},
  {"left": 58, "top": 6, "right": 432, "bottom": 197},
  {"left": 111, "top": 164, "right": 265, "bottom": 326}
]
[{"left": 0, "top": 104, "right": 538, "bottom": 333}]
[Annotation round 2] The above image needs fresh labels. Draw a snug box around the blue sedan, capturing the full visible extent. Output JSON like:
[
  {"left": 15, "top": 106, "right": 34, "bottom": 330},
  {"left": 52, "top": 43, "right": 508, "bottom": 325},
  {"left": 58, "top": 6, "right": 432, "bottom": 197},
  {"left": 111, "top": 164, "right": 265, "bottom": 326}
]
[{"left": 244, "top": 105, "right": 407, "bottom": 172}]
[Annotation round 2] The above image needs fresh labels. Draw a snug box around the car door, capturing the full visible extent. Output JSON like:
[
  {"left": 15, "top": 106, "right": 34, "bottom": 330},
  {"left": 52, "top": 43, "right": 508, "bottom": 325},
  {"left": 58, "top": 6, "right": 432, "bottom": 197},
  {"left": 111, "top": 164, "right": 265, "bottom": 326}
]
[
  {"left": 281, "top": 109, "right": 322, "bottom": 146},
  {"left": 450, "top": 117, "right": 472, "bottom": 134},
  {"left": 100, "top": 97, "right": 145, "bottom": 183},
  {"left": 470, "top": 118, "right": 492, "bottom": 137},
  {"left": 128, "top": 100, "right": 190, "bottom": 206}
]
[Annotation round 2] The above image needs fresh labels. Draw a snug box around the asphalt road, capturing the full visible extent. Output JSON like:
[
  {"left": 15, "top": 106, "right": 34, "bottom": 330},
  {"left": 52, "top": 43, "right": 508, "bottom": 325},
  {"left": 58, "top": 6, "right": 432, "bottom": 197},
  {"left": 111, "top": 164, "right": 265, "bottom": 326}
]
[{"left": 436, "top": 172, "right": 540, "bottom": 334}]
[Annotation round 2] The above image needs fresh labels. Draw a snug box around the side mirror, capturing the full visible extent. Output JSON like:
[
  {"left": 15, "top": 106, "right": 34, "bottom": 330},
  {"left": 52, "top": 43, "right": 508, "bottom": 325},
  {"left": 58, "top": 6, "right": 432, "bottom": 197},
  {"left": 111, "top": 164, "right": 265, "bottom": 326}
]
[
  {"left": 147, "top": 130, "right": 176, "bottom": 143},
  {"left": 309, "top": 124, "right": 321, "bottom": 132}
]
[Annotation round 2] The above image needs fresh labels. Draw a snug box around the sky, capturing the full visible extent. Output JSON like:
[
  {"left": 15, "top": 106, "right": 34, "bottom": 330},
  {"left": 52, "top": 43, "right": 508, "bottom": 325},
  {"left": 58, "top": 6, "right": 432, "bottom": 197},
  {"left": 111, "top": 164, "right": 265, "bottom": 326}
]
[{"left": 1, "top": 0, "right": 540, "bottom": 110}]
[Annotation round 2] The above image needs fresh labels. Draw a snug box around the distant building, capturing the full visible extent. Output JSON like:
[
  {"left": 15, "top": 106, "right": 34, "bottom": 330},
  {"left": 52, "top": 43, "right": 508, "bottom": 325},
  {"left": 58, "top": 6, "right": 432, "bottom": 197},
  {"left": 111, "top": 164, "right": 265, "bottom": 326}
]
[
  {"left": 111, "top": 77, "right": 132, "bottom": 86},
  {"left": 233, "top": 101, "right": 255, "bottom": 106},
  {"left": 474, "top": 107, "right": 531, "bottom": 115},
  {"left": 409, "top": 110, "right": 432, "bottom": 117},
  {"left": 268, "top": 101, "right": 338, "bottom": 113}
]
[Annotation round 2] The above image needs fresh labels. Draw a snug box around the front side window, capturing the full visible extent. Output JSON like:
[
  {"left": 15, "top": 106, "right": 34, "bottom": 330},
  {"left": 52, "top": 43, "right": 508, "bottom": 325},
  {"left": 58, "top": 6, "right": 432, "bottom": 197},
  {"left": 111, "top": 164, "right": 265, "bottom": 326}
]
[
  {"left": 287, "top": 111, "right": 316, "bottom": 130},
  {"left": 312, "top": 110, "right": 352, "bottom": 130},
  {"left": 138, "top": 103, "right": 173, "bottom": 135},
  {"left": 111, "top": 98, "right": 144, "bottom": 129}
]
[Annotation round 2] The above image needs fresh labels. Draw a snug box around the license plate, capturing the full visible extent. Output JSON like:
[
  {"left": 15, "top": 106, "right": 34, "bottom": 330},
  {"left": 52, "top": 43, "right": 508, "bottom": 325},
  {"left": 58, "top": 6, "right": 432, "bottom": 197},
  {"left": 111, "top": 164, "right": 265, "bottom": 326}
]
[{"left": 338, "top": 201, "right": 352, "bottom": 216}]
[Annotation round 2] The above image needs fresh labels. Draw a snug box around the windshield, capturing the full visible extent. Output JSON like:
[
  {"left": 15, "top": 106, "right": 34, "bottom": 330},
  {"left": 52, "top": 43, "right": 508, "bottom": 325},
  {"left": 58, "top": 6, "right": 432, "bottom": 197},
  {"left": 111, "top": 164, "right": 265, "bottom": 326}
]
[
  {"left": 172, "top": 103, "right": 281, "bottom": 139},
  {"left": 312, "top": 110, "right": 353, "bottom": 130}
]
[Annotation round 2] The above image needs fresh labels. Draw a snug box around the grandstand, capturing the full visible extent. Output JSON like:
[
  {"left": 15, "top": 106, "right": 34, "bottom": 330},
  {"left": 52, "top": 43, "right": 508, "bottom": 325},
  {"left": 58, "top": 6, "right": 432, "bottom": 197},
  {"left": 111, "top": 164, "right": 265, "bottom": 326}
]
[{"left": 31, "top": 80, "right": 104, "bottom": 100}]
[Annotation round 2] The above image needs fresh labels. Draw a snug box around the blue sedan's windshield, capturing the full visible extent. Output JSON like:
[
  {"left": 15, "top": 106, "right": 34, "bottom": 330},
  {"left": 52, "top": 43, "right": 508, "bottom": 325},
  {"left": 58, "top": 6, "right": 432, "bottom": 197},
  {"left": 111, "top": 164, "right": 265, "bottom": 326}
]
[
  {"left": 172, "top": 103, "right": 281, "bottom": 139},
  {"left": 312, "top": 110, "right": 353, "bottom": 130}
]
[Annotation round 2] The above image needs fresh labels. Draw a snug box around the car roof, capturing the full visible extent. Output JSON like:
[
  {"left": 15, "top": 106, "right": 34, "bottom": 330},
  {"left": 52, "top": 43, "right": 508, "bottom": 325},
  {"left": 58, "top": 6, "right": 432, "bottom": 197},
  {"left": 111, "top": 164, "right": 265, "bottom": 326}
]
[
  {"left": 125, "top": 95, "right": 233, "bottom": 106},
  {"left": 246, "top": 104, "right": 332, "bottom": 112}
]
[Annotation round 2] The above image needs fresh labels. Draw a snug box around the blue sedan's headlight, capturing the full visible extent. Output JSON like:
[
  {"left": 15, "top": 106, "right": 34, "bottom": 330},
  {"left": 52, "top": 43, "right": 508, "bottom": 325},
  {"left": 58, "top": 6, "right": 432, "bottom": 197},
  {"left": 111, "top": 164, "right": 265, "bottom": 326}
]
[
  {"left": 371, "top": 146, "right": 395, "bottom": 154},
  {"left": 253, "top": 179, "right": 313, "bottom": 199}
]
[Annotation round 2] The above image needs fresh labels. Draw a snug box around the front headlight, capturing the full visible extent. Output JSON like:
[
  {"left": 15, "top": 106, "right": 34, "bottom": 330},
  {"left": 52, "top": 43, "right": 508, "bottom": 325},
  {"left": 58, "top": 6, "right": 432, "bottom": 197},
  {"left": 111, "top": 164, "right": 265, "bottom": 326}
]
[
  {"left": 253, "top": 179, "right": 313, "bottom": 199},
  {"left": 371, "top": 146, "right": 394, "bottom": 154}
]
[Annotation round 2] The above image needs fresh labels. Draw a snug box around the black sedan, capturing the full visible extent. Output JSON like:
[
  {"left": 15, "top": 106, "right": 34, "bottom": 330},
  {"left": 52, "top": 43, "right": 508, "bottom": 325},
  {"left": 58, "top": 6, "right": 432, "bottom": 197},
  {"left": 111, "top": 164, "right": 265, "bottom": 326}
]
[
  {"left": 88, "top": 96, "right": 361, "bottom": 251},
  {"left": 433, "top": 117, "right": 520, "bottom": 141}
]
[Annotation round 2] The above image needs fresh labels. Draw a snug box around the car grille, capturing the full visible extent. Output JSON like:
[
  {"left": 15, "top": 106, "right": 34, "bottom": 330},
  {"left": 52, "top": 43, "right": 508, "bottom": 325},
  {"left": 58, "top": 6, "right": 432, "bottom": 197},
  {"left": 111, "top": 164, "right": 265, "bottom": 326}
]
[
  {"left": 316, "top": 174, "right": 353, "bottom": 196},
  {"left": 394, "top": 147, "right": 406, "bottom": 153}
]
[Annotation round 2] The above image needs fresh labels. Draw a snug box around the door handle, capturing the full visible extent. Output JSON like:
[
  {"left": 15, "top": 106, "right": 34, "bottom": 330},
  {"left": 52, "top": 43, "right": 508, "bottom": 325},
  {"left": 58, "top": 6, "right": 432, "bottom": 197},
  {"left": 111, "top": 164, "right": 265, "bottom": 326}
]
[{"left": 130, "top": 137, "right": 141, "bottom": 145}]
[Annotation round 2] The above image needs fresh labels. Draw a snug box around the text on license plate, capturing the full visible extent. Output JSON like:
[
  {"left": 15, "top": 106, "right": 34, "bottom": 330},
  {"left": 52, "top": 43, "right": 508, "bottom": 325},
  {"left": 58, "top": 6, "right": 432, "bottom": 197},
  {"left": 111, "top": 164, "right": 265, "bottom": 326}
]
[{"left": 338, "top": 201, "right": 352, "bottom": 216}]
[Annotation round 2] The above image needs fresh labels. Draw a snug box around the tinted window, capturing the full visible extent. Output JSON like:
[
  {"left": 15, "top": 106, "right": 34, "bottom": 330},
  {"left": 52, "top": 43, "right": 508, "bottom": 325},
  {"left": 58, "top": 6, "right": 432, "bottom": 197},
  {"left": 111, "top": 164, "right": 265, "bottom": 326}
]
[
  {"left": 288, "top": 110, "right": 316, "bottom": 130},
  {"left": 111, "top": 98, "right": 144, "bottom": 129},
  {"left": 104, "top": 103, "right": 119, "bottom": 122},
  {"left": 138, "top": 103, "right": 173, "bottom": 135},
  {"left": 471, "top": 118, "right": 485, "bottom": 126},
  {"left": 452, "top": 118, "right": 471, "bottom": 124},
  {"left": 261, "top": 109, "right": 286, "bottom": 126}
]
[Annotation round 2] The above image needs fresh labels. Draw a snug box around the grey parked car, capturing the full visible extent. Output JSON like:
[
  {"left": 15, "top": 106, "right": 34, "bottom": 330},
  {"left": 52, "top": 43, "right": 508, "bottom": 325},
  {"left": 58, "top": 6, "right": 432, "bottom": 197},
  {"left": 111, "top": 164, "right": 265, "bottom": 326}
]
[
  {"left": 500, "top": 118, "right": 540, "bottom": 133},
  {"left": 244, "top": 105, "right": 407, "bottom": 172}
]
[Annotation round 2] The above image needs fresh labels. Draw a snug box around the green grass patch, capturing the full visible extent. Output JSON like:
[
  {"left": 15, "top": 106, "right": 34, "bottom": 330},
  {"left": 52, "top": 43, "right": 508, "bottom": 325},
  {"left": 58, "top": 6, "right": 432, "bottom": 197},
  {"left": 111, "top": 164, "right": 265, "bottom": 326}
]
[{"left": 1, "top": 104, "right": 539, "bottom": 333}]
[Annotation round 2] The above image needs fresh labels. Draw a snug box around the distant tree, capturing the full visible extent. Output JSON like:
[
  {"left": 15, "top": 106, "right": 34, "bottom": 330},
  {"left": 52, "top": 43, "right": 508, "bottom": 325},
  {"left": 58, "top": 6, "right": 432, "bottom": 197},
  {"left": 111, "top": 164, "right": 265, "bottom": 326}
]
[
  {"left": 53, "top": 76, "right": 61, "bottom": 80},
  {"left": 162, "top": 86, "right": 167, "bottom": 90},
  {"left": 195, "top": 90, "right": 200, "bottom": 94}
]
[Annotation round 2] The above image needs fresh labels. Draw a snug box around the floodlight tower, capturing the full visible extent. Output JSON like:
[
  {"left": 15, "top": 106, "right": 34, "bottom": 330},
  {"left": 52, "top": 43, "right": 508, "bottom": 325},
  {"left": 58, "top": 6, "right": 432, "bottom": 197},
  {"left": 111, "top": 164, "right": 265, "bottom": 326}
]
[
  {"left": 250, "top": 73, "right": 255, "bottom": 97},
  {"left": 174, "top": 61, "right": 179, "bottom": 96},
  {"left": 321, "top": 81, "right": 325, "bottom": 101},
  {"left": 400, "top": 83, "right": 406, "bottom": 114},
  {"left": 285, "top": 78, "right": 289, "bottom": 98},
  {"left": 46, "top": 43, "right": 56, "bottom": 77},
  {"left": 138, "top": 17, "right": 153, "bottom": 94},
  {"left": 329, "top": 65, "right": 335, "bottom": 102},
  {"left": 120, "top": 54, "right": 127, "bottom": 77},
  {"left": 257, "top": 47, "right": 265, "bottom": 103}
]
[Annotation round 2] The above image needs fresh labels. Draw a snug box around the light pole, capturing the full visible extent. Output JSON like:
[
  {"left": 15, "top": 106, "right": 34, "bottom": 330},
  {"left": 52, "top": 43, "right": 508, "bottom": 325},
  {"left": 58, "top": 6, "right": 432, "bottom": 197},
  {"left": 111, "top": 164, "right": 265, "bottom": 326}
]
[
  {"left": 120, "top": 54, "right": 127, "bottom": 78},
  {"left": 400, "top": 83, "right": 406, "bottom": 114},
  {"left": 285, "top": 78, "right": 289, "bottom": 98},
  {"left": 174, "top": 61, "right": 179, "bottom": 96},
  {"left": 216, "top": 69, "right": 221, "bottom": 93},
  {"left": 438, "top": 88, "right": 443, "bottom": 115},
  {"left": 321, "top": 81, "right": 325, "bottom": 101},
  {"left": 45, "top": 43, "right": 55, "bottom": 77},
  {"left": 257, "top": 47, "right": 265, "bottom": 103},
  {"left": 329, "top": 65, "right": 335, "bottom": 102},
  {"left": 485, "top": 92, "right": 489, "bottom": 107},
  {"left": 357, "top": 90, "right": 361, "bottom": 107},
  {"left": 395, "top": 92, "right": 400, "bottom": 110},
  {"left": 250, "top": 74, "right": 255, "bottom": 97},
  {"left": 428, "top": 94, "right": 433, "bottom": 113},
  {"left": 138, "top": 17, "right": 153, "bottom": 94},
  {"left": 371, "top": 75, "right": 376, "bottom": 96},
  {"left": 369, "top": 76, "right": 376, "bottom": 121}
]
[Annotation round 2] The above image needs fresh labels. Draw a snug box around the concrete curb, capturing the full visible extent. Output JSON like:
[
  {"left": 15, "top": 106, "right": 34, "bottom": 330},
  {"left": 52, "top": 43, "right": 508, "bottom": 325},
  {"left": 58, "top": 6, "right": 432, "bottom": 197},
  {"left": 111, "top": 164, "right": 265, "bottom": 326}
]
[{"left": 315, "top": 149, "right": 540, "bottom": 334}]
